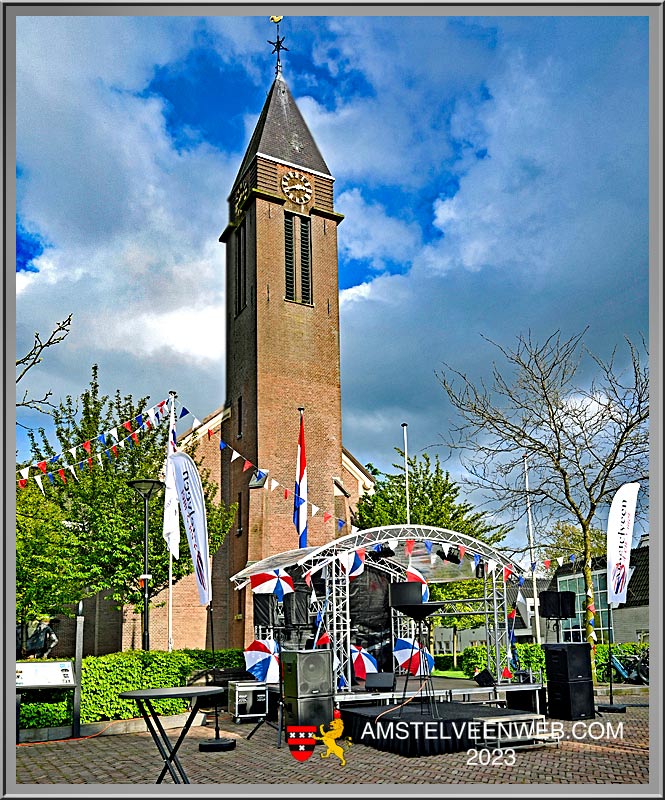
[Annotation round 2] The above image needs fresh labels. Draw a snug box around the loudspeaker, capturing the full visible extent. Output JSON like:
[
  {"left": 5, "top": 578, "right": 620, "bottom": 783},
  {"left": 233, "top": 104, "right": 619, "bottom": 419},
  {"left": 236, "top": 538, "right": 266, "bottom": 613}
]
[
  {"left": 365, "top": 671, "right": 395, "bottom": 691},
  {"left": 546, "top": 680, "right": 595, "bottom": 721},
  {"left": 474, "top": 668, "right": 496, "bottom": 687},
  {"left": 253, "top": 594, "right": 275, "bottom": 627},
  {"left": 505, "top": 687, "right": 547, "bottom": 714},
  {"left": 282, "top": 650, "right": 333, "bottom": 698},
  {"left": 388, "top": 582, "right": 423, "bottom": 608},
  {"left": 283, "top": 695, "right": 334, "bottom": 727},
  {"left": 539, "top": 590, "right": 576, "bottom": 619},
  {"left": 544, "top": 643, "right": 592, "bottom": 682}
]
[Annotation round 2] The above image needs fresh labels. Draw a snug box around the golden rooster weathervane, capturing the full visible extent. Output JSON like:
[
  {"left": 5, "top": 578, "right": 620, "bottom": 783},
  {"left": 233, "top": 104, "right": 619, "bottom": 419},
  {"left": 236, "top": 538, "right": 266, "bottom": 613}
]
[{"left": 268, "top": 15, "right": 288, "bottom": 75}]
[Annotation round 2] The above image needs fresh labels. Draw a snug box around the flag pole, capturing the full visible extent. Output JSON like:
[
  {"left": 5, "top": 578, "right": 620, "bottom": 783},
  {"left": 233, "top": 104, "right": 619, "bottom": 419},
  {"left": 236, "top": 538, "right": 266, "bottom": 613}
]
[
  {"left": 523, "top": 453, "right": 541, "bottom": 644},
  {"left": 166, "top": 390, "right": 177, "bottom": 652},
  {"left": 401, "top": 423, "right": 410, "bottom": 525}
]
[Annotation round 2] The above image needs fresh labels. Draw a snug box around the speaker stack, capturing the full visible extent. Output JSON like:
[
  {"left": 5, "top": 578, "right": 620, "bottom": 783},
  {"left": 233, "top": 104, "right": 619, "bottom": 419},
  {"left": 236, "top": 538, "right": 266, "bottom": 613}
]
[
  {"left": 539, "top": 590, "right": 576, "bottom": 620},
  {"left": 543, "top": 643, "right": 595, "bottom": 721},
  {"left": 282, "top": 650, "right": 334, "bottom": 727}
]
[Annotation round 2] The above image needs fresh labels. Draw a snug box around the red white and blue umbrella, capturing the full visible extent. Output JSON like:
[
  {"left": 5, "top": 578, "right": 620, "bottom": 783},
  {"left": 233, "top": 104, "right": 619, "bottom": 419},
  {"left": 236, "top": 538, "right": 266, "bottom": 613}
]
[
  {"left": 249, "top": 568, "right": 295, "bottom": 602},
  {"left": 350, "top": 644, "right": 378, "bottom": 680},
  {"left": 393, "top": 637, "right": 434, "bottom": 676},
  {"left": 406, "top": 564, "right": 430, "bottom": 601},
  {"left": 244, "top": 638, "right": 281, "bottom": 683}
]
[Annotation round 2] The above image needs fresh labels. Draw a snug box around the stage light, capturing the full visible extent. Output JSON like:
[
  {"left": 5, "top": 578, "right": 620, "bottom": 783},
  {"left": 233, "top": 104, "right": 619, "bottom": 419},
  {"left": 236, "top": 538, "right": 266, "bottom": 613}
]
[
  {"left": 367, "top": 544, "right": 395, "bottom": 561},
  {"left": 475, "top": 559, "right": 485, "bottom": 579}
]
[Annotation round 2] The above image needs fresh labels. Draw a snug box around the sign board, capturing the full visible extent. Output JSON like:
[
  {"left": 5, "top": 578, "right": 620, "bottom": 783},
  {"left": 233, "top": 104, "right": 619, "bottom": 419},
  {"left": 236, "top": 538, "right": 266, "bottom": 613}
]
[{"left": 16, "top": 661, "right": 75, "bottom": 689}]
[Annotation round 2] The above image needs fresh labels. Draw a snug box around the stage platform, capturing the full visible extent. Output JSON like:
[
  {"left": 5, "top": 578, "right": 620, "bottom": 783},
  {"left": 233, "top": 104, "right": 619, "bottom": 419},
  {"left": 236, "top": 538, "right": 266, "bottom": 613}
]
[{"left": 339, "top": 699, "right": 551, "bottom": 758}]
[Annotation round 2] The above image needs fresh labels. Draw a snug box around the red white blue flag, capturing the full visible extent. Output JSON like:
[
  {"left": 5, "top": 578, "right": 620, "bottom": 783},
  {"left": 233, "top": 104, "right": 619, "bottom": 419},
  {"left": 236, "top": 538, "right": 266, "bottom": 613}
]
[
  {"left": 406, "top": 564, "right": 430, "bottom": 601},
  {"left": 293, "top": 410, "right": 308, "bottom": 548}
]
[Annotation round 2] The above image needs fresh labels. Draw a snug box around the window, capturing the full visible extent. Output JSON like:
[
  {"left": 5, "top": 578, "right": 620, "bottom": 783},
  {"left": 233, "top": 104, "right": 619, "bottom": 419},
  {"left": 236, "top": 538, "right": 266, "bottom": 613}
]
[
  {"left": 284, "top": 212, "right": 312, "bottom": 304},
  {"left": 237, "top": 396, "right": 242, "bottom": 439},
  {"left": 234, "top": 222, "right": 246, "bottom": 315},
  {"left": 236, "top": 491, "right": 243, "bottom": 537},
  {"left": 558, "top": 570, "right": 611, "bottom": 643}
]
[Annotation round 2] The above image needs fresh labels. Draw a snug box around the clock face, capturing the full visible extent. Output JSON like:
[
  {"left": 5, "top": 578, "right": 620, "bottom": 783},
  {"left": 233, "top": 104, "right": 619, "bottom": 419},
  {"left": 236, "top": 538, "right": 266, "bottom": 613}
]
[{"left": 281, "top": 171, "right": 312, "bottom": 205}]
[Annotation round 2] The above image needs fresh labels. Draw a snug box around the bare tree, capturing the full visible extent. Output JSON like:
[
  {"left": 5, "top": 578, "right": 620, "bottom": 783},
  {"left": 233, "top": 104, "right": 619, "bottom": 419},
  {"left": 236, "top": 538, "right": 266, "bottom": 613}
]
[
  {"left": 436, "top": 328, "right": 649, "bottom": 670},
  {"left": 16, "top": 313, "right": 72, "bottom": 414}
]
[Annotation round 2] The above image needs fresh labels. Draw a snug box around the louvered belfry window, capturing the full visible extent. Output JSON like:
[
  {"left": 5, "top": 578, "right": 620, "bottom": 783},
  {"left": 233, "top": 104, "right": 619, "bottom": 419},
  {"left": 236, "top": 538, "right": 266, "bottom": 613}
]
[
  {"left": 284, "top": 212, "right": 312, "bottom": 304},
  {"left": 234, "top": 221, "right": 247, "bottom": 315}
]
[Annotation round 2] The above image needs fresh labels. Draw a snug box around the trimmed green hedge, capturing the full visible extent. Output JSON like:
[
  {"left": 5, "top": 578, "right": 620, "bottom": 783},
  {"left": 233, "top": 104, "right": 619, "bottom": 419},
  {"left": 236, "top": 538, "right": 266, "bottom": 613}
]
[
  {"left": 458, "top": 642, "right": 647, "bottom": 681},
  {"left": 17, "top": 648, "right": 244, "bottom": 730}
]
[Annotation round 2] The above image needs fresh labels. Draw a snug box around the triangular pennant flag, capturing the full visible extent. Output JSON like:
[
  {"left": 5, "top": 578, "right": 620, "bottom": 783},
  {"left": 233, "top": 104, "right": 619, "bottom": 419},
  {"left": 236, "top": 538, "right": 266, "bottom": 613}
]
[
  {"left": 111, "top": 445, "right": 119, "bottom": 458},
  {"left": 440, "top": 543, "right": 450, "bottom": 557},
  {"left": 311, "top": 504, "right": 319, "bottom": 517},
  {"left": 219, "top": 440, "right": 227, "bottom": 450},
  {"left": 473, "top": 553, "right": 481, "bottom": 568},
  {"left": 589, "top": 629, "right": 597, "bottom": 641},
  {"left": 20, "top": 467, "right": 30, "bottom": 480},
  {"left": 517, "top": 589, "right": 526, "bottom": 604},
  {"left": 104, "top": 449, "right": 113, "bottom": 462},
  {"left": 67, "top": 465, "right": 78, "bottom": 481},
  {"left": 57, "top": 468, "right": 67, "bottom": 484},
  {"left": 192, "top": 417, "right": 201, "bottom": 429},
  {"left": 87, "top": 457, "right": 93, "bottom": 470},
  {"left": 544, "top": 559, "right": 551, "bottom": 569},
  {"left": 531, "top": 562, "right": 537, "bottom": 572},
  {"left": 178, "top": 406, "right": 190, "bottom": 419},
  {"left": 387, "top": 539, "right": 398, "bottom": 551},
  {"left": 518, "top": 575, "right": 525, "bottom": 586},
  {"left": 256, "top": 470, "right": 266, "bottom": 482},
  {"left": 503, "top": 565, "right": 513, "bottom": 582},
  {"left": 147, "top": 409, "right": 157, "bottom": 428},
  {"left": 47, "top": 472, "right": 55, "bottom": 485},
  {"left": 589, "top": 616, "right": 595, "bottom": 627},
  {"left": 507, "top": 609, "right": 517, "bottom": 620},
  {"left": 586, "top": 588, "right": 593, "bottom": 597},
  {"left": 294, "top": 496, "right": 305, "bottom": 508},
  {"left": 230, "top": 449, "right": 241, "bottom": 462},
  {"left": 270, "top": 479, "right": 279, "bottom": 492},
  {"left": 207, "top": 429, "right": 214, "bottom": 440},
  {"left": 338, "top": 520, "right": 345, "bottom": 530},
  {"left": 304, "top": 570, "right": 312, "bottom": 587},
  {"left": 78, "top": 461, "right": 85, "bottom": 471},
  {"left": 430, "top": 551, "right": 438, "bottom": 566},
  {"left": 502, "top": 667, "right": 513, "bottom": 679},
  {"left": 50, "top": 455, "right": 60, "bottom": 463},
  {"left": 122, "top": 421, "right": 133, "bottom": 435},
  {"left": 486, "top": 559, "right": 497, "bottom": 574},
  {"left": 18, "top": 479, "right": 28, "bottom": 489},
  {"left": 136, "top": 414, "right": 143, "bottom": 430},
  {"left": 588, "top": 602, "right": 596, "bottom": 613},
  {"left": 323, "top": 512, "right": 332, "bottom": 523},
  {"left": 109, "top": 427, "right": 119, "bottom": 442},
  {"left": 82, "top": 441, "right": 92, "bottom": 454},
  {"left": 37, "top": 460, "right": 47, "bottom": 473},
  {"left": 69, "top": 447, "right": 77, "bottom": 460},
  {"left": 556, "top": 556, "right": 564, "bottom": 567},
  {"left": 404, "top": 539, "right": 415, "bottom": 557},
  {"left": 35, "top": 475, "right": 45, "bottom": 495},
  {"left": 458, "top": 545, "right": 467, "bottom": 559},
  {"left": 569, "top": 554, "right": 576, "bottom": 563},
  {"left": 242, "top": 459, "right": 253, "bottom": 472},
  {"left": 284, "top": 488, "right": 290, "bottom": 499},
  {"left": 310, "top": 587, "right": 317, "bottom": 604},
  {"left": 424, "top": 540, "right": 433, "bottom": 554}
]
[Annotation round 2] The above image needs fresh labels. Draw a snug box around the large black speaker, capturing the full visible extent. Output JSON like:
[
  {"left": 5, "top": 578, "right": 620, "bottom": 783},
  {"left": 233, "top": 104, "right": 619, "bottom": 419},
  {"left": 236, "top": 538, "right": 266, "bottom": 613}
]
[
  {"left": 544, "top": 643, "right": 592, "bottom": 682},
  {"left": 282, "top": 650, "right": 333, "bottom": 698},
  {"left": 388, "top": 582, "right": 423, "bottom": 608},
  {"left": 546, "top": 680, "right": 595, "bottom": 721},
  {"left": 539, "top": 590, "right": 575, "bottom": 619},
  {"left": 283, "top": 695, "right": 334, "bottom": 727}
]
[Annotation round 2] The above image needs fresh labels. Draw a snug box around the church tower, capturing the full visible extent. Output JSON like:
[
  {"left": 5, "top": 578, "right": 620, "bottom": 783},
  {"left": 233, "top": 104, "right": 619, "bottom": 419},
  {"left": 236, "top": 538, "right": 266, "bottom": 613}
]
[{"left": 217, "top": 62, "right": 346, "bottom": 647}]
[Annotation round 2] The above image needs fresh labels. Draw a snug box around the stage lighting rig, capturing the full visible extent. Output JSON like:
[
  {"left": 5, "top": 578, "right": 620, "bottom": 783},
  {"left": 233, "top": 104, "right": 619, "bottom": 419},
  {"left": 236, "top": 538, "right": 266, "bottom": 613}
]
[
  {"left": 437, "top": 547, "right": 460, "bottom": 564},
  {"left": 367, "top": 543, "right": 395, "bottom": 561}
]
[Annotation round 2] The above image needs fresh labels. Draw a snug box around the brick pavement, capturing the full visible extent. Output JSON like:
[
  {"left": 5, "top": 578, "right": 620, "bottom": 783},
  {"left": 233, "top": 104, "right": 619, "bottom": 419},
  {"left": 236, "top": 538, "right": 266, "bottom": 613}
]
[{"left": 11, "top": 694, "right": 651, "bottom": 790}]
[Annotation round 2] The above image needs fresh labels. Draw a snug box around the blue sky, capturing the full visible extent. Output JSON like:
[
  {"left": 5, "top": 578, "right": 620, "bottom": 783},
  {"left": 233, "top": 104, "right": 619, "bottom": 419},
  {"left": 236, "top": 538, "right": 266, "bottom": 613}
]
[{"left": 14, "top": 10, "right": 652, "bottom": 549}]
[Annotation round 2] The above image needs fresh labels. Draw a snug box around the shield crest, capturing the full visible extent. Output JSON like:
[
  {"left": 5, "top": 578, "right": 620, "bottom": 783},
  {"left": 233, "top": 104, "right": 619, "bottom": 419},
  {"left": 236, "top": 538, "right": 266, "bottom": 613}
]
[{"left": 286, "top": 725, "right": 317, "bottom": 762}]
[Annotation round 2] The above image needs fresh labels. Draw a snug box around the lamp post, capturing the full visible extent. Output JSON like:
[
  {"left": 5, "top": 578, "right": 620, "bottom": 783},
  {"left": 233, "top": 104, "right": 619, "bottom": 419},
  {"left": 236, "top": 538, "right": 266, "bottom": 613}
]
[{"left": 128, "top": 478, "right": 165, "bottom": 651}]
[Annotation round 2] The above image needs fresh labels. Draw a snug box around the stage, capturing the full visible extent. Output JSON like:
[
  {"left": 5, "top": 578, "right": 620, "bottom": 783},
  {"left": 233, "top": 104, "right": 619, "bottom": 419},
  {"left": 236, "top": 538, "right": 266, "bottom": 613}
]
[{"left": 339, "top": 700, "right": 550, "bottom": 757}]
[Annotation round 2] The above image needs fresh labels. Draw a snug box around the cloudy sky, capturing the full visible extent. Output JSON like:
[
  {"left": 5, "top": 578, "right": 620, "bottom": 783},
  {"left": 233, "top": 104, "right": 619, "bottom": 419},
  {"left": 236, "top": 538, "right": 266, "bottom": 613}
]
[{"left": 13, "top": 8, "right": 652, "bottom": 546}]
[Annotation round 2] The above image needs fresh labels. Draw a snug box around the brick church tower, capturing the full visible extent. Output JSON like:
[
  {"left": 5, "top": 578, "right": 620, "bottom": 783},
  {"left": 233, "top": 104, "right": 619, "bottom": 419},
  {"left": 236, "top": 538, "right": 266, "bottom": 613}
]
[{"left": 216, "top": 67, "right": 350, "bottom": 648}]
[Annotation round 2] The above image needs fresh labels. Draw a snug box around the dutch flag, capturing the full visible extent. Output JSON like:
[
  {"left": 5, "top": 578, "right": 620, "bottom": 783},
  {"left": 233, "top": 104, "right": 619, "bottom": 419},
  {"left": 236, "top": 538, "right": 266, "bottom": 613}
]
[{"left": 293, "top": 409, "right": 308, "bottom": 548}]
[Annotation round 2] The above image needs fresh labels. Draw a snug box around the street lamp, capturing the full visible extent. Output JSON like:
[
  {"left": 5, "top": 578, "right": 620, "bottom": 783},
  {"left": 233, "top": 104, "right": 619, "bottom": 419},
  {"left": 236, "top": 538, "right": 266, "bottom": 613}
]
[{"left": 128, "top": 478, "right": 165, "bottom": 651}]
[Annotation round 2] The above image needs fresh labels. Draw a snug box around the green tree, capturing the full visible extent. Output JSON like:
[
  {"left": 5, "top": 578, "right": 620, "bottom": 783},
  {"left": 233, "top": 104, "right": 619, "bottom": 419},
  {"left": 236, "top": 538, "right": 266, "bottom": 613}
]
[
  {"left": 16, "top": 485, "right": 87, "bottom": 647},
  {"left": 354, "top": 451, "right": 508, "bottom": 545},
  {"left": 538, "top": 521, "right": 606, "bottom": 571},
  {"left": 20, "top": 365, "right": 236, "bottom": 617},
  {"left": 429, "top": 579, "right": 486, "bottom": 667},
  {"left": 437, "top": 329, "right": 649, "bottom": 675}
]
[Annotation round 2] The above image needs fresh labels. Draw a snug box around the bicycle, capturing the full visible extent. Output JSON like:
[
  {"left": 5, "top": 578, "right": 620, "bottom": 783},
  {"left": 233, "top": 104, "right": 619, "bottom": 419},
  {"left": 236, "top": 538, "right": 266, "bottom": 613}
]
[{"left": 597, "top": 648, "right": 649, "bottom": 685}]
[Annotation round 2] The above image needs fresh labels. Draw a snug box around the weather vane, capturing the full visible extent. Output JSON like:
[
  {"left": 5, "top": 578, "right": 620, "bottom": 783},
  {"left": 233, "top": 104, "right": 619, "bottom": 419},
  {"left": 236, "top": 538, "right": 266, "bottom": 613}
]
[{"left": 268, "top": 15, "right": 288, "bottom": 75}]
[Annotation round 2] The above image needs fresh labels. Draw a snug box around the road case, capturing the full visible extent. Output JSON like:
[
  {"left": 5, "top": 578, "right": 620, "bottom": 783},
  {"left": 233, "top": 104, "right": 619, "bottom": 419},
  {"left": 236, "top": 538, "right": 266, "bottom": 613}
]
[{"left": 227, "top": 680, "right": 268, "bottom": 723}]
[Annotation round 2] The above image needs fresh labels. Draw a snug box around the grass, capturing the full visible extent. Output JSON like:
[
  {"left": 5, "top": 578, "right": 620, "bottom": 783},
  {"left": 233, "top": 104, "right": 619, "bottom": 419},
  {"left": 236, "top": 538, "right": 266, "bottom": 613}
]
[{"left": 431, "top": 668, "right": 468, "bottom": 679}]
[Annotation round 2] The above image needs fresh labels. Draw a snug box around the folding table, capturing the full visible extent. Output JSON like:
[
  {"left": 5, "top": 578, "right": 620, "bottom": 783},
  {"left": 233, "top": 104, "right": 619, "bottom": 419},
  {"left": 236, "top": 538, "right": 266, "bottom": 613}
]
[{"left": 119, "top": 685, "right": 226, "bottom": 783}]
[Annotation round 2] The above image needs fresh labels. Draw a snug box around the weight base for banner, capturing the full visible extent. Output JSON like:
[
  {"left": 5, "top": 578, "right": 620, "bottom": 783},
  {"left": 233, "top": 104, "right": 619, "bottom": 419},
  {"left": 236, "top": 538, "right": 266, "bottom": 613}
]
[
  {"left": 199, "top": 737, "right": 236, "bottom": 752},
  {"left": 596, "top": 703, "right": 626, "bottom": 713}
]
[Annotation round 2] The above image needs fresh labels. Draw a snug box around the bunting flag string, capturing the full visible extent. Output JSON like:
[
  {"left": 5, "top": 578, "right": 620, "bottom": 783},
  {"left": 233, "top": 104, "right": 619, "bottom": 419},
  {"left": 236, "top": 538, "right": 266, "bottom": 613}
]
[{"left": 16, "top": 397, "right": 172, "bottom": 491}]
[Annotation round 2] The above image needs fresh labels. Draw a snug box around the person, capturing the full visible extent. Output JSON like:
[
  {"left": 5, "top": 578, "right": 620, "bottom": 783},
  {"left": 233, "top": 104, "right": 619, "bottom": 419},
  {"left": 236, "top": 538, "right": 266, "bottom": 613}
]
[{"left": 16, "top": 617, "right": 59, "bottom": 658}]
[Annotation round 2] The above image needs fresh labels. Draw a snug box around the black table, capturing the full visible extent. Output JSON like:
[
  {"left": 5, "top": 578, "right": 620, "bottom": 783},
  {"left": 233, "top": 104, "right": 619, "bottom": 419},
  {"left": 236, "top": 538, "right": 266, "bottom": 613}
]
[{"left": 119, "top": 685, "right": 226, "bottom": 783}]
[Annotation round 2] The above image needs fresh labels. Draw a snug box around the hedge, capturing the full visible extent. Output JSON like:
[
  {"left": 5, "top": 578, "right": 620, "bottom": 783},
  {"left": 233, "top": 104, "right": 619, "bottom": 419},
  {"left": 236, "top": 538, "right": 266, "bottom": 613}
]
[
  {"left": 458, "top": 642, "right": 647, "bottom": 681},
  {"left": 17, "top": 648, "right": 244, "bottom": 730}
]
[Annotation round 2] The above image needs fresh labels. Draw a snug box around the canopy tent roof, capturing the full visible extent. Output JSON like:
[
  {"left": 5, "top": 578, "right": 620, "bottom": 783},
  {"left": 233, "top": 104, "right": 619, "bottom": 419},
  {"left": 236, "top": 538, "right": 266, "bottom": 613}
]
[{"left": 230, "top": 524, "right": 521, "bottom": 587}]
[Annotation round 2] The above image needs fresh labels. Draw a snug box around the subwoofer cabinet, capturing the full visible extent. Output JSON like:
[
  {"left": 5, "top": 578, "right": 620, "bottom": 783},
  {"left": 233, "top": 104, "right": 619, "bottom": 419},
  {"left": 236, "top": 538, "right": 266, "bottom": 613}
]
[
  {"left": 543, "top": 643, "right": 593, "bottom": 682},
  {"left": 546, "top": 680, "right": 595, "bottom": 721},
  {"left": 283, "top": 694, "right": 334, "bottom": 728},
  {"left": 282, "top": 650, "right": 333, "bottom": 698},
  {"left": 227, "top": 681, "right": 268, "bottom": 723}
]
